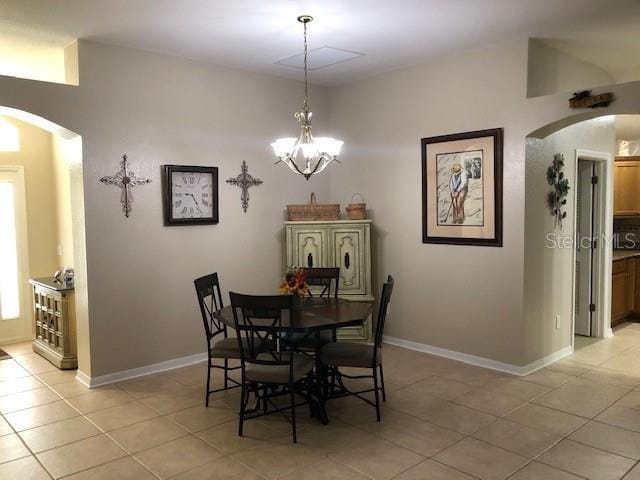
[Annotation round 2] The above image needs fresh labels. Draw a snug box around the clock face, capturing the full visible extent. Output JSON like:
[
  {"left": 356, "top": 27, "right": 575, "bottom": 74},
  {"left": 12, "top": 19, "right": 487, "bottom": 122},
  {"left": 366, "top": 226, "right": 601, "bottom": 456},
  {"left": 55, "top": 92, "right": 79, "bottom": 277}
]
[
  {"left": 163, "top": 165, "right": 219, "bottom": 226},
  {"left": 171, "top": 171, "right": 214, "bottom": 219}
]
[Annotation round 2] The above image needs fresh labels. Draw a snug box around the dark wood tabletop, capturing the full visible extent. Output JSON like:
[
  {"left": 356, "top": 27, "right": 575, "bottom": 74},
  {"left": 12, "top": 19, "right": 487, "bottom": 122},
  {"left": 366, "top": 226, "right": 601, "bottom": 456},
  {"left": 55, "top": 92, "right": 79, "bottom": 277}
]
[{"left": 214, "top": 297, "right": 374, "bottom": 333}]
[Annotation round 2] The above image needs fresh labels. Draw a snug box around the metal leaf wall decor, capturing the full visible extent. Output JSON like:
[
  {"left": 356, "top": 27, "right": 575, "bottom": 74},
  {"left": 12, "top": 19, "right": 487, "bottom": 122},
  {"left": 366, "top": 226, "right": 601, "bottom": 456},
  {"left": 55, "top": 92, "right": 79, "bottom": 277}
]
[{"left": 546, "top": 153, "right": 570, "bottom": 229}]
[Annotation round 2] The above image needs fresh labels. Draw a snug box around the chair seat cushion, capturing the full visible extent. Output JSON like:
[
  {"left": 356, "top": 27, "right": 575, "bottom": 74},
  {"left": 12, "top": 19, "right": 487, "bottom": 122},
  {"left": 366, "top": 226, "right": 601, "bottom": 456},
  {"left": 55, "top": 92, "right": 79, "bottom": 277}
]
[
  {"left": 246, "top": 353, "right": 314, "bottom": 384},
  {"left": 211, "top": 337, "right": 270, "bottom": 359},
  {"left": 320, "top": 342, "right": 381, "bottom": 368}
]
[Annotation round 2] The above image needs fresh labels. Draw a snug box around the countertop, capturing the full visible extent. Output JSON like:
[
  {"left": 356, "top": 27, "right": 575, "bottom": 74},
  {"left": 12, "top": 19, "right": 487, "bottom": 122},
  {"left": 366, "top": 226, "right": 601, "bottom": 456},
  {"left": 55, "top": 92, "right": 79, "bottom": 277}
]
[
  {"left": 28, "top": 277, "right": 74, "bottom": 292},
  {"left": 613, "top": 250, "right": 640, "bottom": 261}
]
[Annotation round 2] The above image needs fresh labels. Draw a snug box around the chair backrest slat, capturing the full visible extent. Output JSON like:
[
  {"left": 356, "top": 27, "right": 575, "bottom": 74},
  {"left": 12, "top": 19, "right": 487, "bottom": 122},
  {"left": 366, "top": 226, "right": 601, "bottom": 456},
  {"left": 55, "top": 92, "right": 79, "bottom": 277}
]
[
  {"left": 374, "top": 275, "right": 395, "bottom": 349},
  {"left": 194, "top": 273, "right": 226, "bottom": 341},
  {"left": 303, "top": 267, "right": 340, "bottom": 299}
]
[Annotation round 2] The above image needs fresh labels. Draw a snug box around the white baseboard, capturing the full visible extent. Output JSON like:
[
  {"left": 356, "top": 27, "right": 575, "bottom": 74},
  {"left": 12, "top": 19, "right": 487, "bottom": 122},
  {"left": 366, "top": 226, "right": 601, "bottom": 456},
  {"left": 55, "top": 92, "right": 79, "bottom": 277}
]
[
  {"left": 76, "top": 352, "right": 208, "bottom": 388},
  {"left": 76, "top": 337, "right": 574, "bottom": 388},
  {"left": 604, "top": 327, "right": 614, "bottom": 338},
  {"left": 383, "top": 336, "right": 574, "bottom": 377},
  {"left": 0, "top": 335, "right": 33, "bottom": 347},
  {"left": 75, "top": 370, "right": 91, "bottom": 388}
]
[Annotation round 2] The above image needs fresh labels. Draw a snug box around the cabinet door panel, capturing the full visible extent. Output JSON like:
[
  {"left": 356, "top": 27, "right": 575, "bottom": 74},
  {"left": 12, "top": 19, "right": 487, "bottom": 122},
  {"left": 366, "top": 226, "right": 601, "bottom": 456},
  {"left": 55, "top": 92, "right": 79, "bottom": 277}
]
[
  {"left": 290, "top": 228, "right": 327, "bottom": 268},
  {"left": 615, "top": 161, "right": 640, "bottom": 215},
  {"left": 635, "top": 260, "right": 640, "bottom": 314},
  {"left": 331, "top": 227, "right": 366, "bottom": 295},
  {"left": 612, "top": 273, "right": 630, "bottom": 325}
]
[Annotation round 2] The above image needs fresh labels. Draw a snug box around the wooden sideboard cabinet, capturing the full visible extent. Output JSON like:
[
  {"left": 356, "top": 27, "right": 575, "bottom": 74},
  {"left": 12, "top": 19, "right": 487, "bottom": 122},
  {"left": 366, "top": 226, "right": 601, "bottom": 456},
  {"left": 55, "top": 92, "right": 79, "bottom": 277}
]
[
  {"left": 30, "top": 278, "right": 78, "bottom": 369},
  {"left": 614, "top": 157, "right": 640, "bottom": 216},
  {"left": 285, "top": 219, "right": 374, "bottom": 341}
]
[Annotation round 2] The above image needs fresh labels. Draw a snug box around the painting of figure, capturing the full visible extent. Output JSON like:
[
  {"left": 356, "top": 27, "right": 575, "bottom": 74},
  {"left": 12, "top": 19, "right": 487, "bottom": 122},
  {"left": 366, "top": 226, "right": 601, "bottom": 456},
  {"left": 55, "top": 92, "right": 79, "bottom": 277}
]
[
  {"left": 422, "top": 128, "right": 503, "bottom": 247},
  {"left": 436, "top": 150, "right": 484, "bottom": 226}
]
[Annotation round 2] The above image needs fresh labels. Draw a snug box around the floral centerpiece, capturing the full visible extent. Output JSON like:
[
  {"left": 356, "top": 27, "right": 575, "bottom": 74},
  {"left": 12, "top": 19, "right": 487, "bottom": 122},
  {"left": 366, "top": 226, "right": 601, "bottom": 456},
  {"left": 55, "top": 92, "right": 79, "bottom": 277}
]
[{"left": 279, "top": 267, "right": 309, "bottom": 297}]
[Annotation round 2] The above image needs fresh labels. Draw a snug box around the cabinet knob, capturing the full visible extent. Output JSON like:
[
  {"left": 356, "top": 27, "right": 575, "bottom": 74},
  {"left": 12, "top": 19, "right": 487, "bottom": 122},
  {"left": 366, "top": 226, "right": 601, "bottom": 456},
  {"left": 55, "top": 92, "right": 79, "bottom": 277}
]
[
  {"left": 344, "top": 252, "right": 350, "bottom": 269},
  {"left": 307, "top": 253, "right": 313, "bottom": 268}
]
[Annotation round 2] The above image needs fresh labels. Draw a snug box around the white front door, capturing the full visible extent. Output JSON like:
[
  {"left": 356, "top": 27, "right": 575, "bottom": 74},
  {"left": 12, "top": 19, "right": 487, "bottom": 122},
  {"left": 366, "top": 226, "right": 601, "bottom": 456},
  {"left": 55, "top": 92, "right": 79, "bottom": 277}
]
[{"left": 0, "top": 166, "right": 31, "bottom": 344}]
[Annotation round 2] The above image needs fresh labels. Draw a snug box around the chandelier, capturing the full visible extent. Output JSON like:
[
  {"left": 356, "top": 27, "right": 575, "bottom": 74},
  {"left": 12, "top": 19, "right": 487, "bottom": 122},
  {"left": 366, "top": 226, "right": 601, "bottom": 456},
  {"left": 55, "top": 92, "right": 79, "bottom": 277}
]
[{"left": 271, "top": 15, "right": 343, "bottom": 180}]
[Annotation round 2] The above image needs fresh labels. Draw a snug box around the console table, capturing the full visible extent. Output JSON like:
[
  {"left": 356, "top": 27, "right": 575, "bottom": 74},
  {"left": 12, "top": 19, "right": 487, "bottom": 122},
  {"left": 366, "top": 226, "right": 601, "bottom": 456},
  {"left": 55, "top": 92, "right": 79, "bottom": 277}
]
[{"left": 30, "top": 278, "right": 77, "bottom": 369}]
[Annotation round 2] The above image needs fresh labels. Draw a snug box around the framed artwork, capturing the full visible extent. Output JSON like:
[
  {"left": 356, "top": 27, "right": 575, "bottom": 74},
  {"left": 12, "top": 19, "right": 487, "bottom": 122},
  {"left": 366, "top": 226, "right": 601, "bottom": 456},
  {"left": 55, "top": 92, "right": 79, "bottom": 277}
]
[
  {"left": 421, "top": 128, "right": 503, "bottom": 247},
  {"left": 162, "top": 165, "right": 219, "bottom": 225}
]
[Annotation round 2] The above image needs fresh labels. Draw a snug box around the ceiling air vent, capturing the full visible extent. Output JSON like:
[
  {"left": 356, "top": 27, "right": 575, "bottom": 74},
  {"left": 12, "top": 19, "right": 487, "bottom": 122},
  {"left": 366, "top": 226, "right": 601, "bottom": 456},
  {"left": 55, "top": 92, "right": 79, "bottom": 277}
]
[{"left": 275, "top": 46, "right": 364, "bottom": 71}]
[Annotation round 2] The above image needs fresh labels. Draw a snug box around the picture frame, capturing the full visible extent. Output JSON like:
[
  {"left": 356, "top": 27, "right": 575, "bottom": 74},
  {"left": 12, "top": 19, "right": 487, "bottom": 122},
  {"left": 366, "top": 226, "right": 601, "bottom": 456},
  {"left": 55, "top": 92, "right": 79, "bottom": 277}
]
[
  {"left": 421, "top": 128, "right": 503, "bottom": 247},
  {"left": 162, "top": 165, "right": 219, "bottom": 226}
]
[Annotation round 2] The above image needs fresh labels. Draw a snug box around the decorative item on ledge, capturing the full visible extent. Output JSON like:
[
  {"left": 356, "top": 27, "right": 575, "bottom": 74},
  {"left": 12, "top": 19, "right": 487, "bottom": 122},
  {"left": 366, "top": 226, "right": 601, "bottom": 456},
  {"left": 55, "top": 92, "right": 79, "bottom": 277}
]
[
  {"left": 546, "top": 153, "right": 570, "bottom": 229},
  {"left": 569, "top": 90, "right": 614, "bottom": 109},
  {"left": 287, "top": 192, "right": 340, "bottom": 221},
  {"left": 346, "top": 193, "right": 367, "bottom": 220}
]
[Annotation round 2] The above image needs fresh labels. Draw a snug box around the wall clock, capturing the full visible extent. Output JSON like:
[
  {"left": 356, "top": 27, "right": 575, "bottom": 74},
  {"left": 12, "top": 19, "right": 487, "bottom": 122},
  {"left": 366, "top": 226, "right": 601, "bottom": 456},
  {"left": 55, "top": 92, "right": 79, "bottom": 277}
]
[{"left": 162, "top": 165, "right": 219, "bottom": 225}]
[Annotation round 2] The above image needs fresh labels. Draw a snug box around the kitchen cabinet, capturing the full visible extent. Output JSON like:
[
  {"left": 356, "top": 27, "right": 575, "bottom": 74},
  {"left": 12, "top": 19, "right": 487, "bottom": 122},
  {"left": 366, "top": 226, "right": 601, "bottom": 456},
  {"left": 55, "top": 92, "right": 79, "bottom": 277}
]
[
  {"left": 614, "top": 157, "right": 640, "bottom": 216},
  {"left": 612, "top": 258, "right": 636, "bottom": 327}
]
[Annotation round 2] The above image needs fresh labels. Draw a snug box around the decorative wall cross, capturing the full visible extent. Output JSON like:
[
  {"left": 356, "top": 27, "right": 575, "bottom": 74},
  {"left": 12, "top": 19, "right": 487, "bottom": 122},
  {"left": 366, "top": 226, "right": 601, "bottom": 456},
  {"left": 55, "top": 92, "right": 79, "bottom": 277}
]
[
  {"left": 100, "top": 154, "right": 152, "bottom": 217},
  {"left": 226, "top": 161, "right": 263, "bottom": 213}
]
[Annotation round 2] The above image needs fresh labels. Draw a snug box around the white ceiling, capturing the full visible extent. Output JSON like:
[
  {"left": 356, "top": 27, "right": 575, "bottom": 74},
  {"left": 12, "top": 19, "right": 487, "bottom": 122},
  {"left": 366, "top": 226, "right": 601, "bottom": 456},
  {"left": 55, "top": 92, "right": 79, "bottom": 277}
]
[{"left": 1, "top": 0, "right": 639, "bottom": 86}]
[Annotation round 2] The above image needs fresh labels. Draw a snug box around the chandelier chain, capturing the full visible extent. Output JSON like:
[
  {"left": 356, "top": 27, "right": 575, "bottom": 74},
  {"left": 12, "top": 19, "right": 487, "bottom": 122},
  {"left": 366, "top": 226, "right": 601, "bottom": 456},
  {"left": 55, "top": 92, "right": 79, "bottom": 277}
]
[{"left": 303, "top": 19, "right": 308, "bottom": 111}]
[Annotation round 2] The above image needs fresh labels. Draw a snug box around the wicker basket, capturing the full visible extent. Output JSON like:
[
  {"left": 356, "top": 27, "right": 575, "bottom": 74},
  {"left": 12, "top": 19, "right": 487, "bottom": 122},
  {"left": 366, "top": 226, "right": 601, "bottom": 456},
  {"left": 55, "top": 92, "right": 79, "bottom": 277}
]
[
  {"left": 287, "top": 193, "right": 340, "bottom": 221},
  {"left": 346, "top": 193, "right": 367, "bottom": 220}
]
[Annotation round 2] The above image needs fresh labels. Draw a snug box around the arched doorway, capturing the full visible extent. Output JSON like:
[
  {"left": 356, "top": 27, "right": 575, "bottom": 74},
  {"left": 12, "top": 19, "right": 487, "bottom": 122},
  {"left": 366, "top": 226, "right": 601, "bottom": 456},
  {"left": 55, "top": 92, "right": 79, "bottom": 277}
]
[
  {"left": 0, "top": 106, "right": 90, "bottom": 378},
  {"left": 525, "top": 113, "right": 640, "bottom": 364}
]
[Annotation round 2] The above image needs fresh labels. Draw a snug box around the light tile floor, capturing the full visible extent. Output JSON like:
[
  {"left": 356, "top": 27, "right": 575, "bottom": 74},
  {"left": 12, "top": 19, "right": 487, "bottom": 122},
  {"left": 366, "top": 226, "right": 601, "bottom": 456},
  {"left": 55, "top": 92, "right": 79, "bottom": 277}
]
[{"left": 4, "top": 324, "right": 640, "bottom": 479}]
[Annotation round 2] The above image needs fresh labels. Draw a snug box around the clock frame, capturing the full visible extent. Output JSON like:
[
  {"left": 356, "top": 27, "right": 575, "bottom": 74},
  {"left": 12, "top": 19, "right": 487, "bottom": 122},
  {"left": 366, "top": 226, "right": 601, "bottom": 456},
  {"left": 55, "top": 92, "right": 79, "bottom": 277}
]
[{"left": 162, "top": 165, "right": 219, "bottom": 226}]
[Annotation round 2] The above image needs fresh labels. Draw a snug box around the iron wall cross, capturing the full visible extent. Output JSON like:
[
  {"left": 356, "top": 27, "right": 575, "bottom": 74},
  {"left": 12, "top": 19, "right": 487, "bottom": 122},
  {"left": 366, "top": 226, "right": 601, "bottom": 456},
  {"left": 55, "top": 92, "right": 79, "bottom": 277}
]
[
  {"left": 226, "top": 161, "right": 263, "bottom": 213},
  {"left": 99, "top": 154, "right": 152, "bottom": 217}
]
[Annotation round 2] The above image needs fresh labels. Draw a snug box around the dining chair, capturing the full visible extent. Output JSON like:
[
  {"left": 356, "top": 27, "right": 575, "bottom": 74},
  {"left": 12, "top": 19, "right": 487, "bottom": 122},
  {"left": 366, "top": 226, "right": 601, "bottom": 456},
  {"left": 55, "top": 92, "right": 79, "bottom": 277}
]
[
  {"left": 320, "top": 275, "right": 394, "bottom": 421},
  {"left": 194, "top": 272, "right": 243, "bottom": 407},
  {"left": 304, "top": 267, "right": 340, "bottom": 298},
  {"left": 230, "top": 292, "right": 314, "bottom": 443},
  {"left": 290, "top": 267, "right": 340, "bottom": 350}
]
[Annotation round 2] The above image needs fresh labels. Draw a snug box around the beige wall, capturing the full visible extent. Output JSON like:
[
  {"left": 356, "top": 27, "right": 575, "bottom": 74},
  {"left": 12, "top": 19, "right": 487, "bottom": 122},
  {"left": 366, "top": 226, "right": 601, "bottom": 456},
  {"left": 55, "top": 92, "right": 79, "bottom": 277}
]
[
  {"left": 524, "top": 118, "right": 616, "bottom": 364},
  {"left": 527, "top": 40, "right": 615, "bottom": 99},
  {"left": 1, "top": 37, "right": 639, "bottom": 377},
  {"left": 0, "top": 40, "right": 330, "bottom": 378},
  {"left": 0, "top": 116, "right": 58, "bottom": 278},
  {"left": 326, "top": 39, "right": 640, "bottom": 368}
]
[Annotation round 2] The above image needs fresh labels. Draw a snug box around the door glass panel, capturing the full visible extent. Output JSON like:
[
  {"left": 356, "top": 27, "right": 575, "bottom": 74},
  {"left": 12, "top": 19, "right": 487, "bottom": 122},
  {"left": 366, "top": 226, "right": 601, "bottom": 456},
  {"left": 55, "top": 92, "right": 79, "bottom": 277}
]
[{"left": 0, "top": 181, "right": 20, "bottom": 320}]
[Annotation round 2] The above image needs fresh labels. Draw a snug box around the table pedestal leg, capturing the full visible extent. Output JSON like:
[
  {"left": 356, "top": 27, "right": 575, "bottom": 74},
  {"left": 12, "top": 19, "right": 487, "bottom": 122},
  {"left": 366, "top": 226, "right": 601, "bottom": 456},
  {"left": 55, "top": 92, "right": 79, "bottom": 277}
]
[{"left": 314, "top": 331, "right": 329, "bottom": 425}]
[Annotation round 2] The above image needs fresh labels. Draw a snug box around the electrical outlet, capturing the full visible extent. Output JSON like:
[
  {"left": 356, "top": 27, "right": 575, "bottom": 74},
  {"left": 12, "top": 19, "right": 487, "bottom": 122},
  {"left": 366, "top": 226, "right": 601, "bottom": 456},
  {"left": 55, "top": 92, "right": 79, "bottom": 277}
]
[{"left": 555, "top": 314, "right": 561, "bottom": 329}]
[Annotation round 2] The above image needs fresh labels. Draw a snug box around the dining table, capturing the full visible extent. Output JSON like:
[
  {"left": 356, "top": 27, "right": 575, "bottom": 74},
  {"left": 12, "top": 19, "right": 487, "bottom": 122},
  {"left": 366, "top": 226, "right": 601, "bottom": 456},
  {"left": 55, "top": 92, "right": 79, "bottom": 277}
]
[{"left": 213, "top": 296, "right": 374, "bottom": 424}]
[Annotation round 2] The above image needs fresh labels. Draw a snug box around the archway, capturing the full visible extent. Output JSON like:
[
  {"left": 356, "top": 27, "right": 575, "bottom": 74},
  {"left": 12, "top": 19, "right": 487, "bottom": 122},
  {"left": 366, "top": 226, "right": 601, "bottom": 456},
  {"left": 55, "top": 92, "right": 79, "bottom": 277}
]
[
  {"left": 0, "top": 106, "right": 90, "bottom": 380},
  {"left": 524, "top": 111, "right": 640, "bottom": 366}
]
